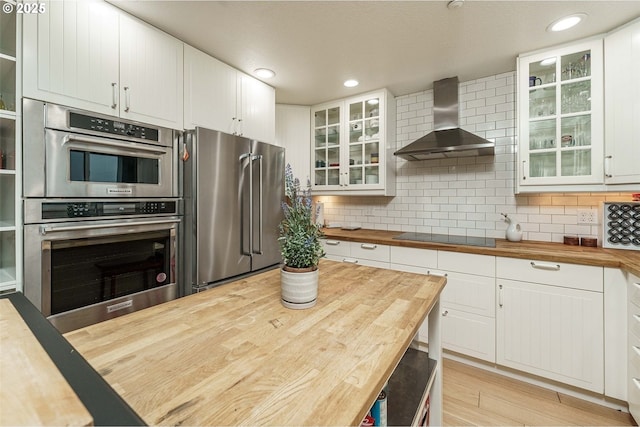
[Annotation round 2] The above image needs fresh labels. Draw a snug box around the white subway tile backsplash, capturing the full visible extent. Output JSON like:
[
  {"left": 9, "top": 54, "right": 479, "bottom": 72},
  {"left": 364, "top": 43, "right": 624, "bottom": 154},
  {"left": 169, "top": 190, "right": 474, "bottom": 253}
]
[{"left": 318, "top": 71, "right": 631, "bottom": 243}]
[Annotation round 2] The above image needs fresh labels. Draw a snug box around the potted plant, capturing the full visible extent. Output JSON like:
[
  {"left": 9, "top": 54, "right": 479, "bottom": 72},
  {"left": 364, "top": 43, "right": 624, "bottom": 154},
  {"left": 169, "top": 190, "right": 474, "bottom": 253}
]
[{"left": 278, "top": 164, "right": 324, "bottom": 309}]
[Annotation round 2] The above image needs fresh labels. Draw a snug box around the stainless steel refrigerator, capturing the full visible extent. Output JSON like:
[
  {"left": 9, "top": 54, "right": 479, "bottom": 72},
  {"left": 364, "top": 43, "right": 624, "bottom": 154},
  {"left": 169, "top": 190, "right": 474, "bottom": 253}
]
[{"left": 183, "top": 128, "right": 285, "bottom": 293}]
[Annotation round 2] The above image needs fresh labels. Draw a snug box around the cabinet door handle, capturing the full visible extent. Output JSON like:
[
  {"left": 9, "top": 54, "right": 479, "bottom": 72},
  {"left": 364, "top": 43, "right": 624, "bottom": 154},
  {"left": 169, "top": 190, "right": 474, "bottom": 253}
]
[
  {"left": 427, "top": 271, "right": 447, "bottom": 277},
  {"left": 111, "top": 82, "right": 117, "bottom": 109},
  {"left": 522, "top": 160, "right": 527, "bottom": 180},
  {"left": 123, "top": 86, "right": 130, "bottom": 112},
  {"left": 360, "top": 243, "right": 377, "bottom": 250},
  {"left": 343, "top": 172, "right": 348, "bottom": 187},
  {"left": 604, "top": 155, "right": 613, "bottom": 178},
  {"left": 499, "top": 284, "right": 503, "bottom": 308},
  {"left": 442, "top": 310, "right": 448, "bottom": 316},
  {"left": 530, "top": 261, "right": 560, "bottom": 271},
  {"left": 325, "top": 240, "right": 341, "bottom": 246},
  {"left": 343, "top": 258, "right": 358, "bottom": 264}
]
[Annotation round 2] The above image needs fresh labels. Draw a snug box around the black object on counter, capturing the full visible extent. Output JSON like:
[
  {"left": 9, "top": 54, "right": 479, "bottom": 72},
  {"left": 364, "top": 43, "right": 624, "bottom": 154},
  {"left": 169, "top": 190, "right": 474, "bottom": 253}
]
[{"left": 1, "top": 292, "right": 146, "bottom": 426}]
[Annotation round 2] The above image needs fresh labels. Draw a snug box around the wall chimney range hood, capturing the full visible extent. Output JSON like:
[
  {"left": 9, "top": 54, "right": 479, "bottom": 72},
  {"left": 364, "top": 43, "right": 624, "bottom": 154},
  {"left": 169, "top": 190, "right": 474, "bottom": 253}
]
[{"left": 394, "top": 76, "right": 495, "bottom": 161}]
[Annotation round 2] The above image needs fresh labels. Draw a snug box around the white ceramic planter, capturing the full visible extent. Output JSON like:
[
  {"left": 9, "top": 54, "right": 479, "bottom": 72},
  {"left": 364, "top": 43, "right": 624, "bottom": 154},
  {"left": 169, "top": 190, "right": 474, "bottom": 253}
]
[{"left": 280, "top": 267, "right": 318, "bottom": 309}]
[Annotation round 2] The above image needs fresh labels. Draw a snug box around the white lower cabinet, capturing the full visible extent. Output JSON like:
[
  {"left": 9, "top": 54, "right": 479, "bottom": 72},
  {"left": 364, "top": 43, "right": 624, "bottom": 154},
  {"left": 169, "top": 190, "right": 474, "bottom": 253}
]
[
  {"left": 321, "top": 239, "right": 390, "bottom": 269},
  {"left": 627, "top": 273, "right": 640, "bottom": 421},
  {"left": 497, "top": 257, "right": 604, "bottom": 393},
  {"left": 439, "top": 259, "right": 496, "bottom": 363},
  {"left": 604, "top": 268, "right": 627, "bottom": 401},
  {"left": 389, "top": 247, "right": 496, "bottom": 362}
]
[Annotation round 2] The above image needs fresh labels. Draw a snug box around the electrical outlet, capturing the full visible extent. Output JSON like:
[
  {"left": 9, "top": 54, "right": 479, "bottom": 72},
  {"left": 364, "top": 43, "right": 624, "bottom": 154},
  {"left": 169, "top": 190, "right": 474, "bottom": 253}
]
[{"left": 577, "top": 209, "right": 598, "bottom": 225}]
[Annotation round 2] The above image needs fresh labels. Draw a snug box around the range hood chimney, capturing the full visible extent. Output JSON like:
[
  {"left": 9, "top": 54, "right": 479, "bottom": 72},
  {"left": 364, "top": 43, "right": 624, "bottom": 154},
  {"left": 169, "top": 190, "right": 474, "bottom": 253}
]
[{"left": 394, "top": 76, "right": 495, "bottom": 161}]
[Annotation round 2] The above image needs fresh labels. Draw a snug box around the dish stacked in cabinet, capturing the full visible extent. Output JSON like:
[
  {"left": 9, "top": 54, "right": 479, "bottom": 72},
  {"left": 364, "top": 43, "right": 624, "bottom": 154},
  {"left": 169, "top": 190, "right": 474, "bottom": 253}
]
[{"left": 627, "top": 273, "right": 640, "bottom": 422}]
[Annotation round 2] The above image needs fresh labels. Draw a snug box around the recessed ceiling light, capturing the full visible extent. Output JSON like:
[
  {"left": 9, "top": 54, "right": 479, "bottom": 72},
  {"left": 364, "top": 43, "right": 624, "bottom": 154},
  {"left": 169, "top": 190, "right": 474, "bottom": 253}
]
[
  {"left": 547, "top": 13, "right": 587, "bottom": 32},
  {"left": 540, "top": 57, "right": 557, "bottom": 66},
  {"left": 254, "top": 68, "right": 275, "bottom": 79},
  {"left": 344, "top": 79, "right": 359, "bottom": 88}
]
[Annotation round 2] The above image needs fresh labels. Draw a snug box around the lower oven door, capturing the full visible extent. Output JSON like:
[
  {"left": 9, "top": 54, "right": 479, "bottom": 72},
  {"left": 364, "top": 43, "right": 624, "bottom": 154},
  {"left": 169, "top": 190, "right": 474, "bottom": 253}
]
[{"left": 24, "top": 217, "right": 180, "bottom": 333}]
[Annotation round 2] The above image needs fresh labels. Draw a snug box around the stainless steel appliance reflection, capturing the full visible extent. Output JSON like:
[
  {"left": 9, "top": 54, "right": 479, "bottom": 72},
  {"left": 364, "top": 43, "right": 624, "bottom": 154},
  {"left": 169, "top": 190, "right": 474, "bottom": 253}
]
[
  {"left": 23, "top": 98, "right": 178, "bottom": 199},
  {"left": 183, "top": 128, "right": 284, "bottom": 293},
  {"left": 23, "top": 199, "right": 181, "bottom": 333},
  {"left": 21, "top": 99, "right": 182, "bottom": 332}
]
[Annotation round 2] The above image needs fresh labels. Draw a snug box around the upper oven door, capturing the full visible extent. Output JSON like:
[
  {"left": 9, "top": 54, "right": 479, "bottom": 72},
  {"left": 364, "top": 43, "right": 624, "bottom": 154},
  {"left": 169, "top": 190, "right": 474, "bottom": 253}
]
[{"left": 38, "top": 129, "right": 175, "bottom": 198}]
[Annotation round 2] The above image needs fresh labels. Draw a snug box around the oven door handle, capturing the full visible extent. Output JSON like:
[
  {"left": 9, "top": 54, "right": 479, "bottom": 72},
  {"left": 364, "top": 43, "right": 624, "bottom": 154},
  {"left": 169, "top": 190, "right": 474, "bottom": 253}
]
[
  {"left": 39, "top": 219, "right": 180, "bottom": 235},
  {"left": 63, "top": 134, "right": 168, "bottom": 155}
]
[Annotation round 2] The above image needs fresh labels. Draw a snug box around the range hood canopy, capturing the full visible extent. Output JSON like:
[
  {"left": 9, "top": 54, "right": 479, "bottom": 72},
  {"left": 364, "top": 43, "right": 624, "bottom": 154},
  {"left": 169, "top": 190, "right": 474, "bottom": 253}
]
[{"left": 394, "top": 76, "right": 495, "bottom": 161}]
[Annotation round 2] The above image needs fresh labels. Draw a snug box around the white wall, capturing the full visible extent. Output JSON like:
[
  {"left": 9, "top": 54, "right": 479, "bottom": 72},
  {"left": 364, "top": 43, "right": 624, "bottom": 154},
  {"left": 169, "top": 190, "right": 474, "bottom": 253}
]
[
  {"left": 316, "top": 72, "right": 633, "bottom": 243},
  {"left": 275, "top": 104, "right": 311, "bottom": 183}
]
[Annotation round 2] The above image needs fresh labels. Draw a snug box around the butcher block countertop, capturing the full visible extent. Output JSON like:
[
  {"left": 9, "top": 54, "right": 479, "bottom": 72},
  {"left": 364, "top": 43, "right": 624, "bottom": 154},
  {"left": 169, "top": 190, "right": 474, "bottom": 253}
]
[
  {"left": 65, "top": 260, "right": 446, "bottom": 426},
  {"left": 321, "top": 228, "right": 640, "bottom": 277},
  {"left": 0, "top": 298, "right": 92, "bottom": 426}
]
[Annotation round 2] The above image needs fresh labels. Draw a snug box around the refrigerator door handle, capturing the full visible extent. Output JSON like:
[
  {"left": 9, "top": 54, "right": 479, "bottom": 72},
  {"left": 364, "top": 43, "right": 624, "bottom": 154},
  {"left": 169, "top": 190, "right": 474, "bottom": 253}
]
[
  {"left": 240, "top": 153, "right": 252, "bottom": 256},
  {"left": 252, "top": 154, "right": 264, "bottom": 255}
]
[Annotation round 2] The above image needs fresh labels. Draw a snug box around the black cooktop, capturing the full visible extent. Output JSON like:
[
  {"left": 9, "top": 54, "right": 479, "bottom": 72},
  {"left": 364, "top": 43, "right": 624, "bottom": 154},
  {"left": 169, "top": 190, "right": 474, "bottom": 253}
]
[{"left": 394, "top": 232, "right": 496, "bottom": 248}]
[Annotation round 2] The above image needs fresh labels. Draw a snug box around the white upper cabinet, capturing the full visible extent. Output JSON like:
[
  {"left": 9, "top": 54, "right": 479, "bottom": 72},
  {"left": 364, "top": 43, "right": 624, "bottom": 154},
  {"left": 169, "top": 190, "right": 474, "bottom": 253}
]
[
  {"left": 23, "top": 0, "right": 184, "bottom": 130},
  {"left": 604, "top": 18, "right": 640, "bottom": 185},
  {"left": 311, "top": 89, "right": 396, "bottom": 196},
  {"left": 118, "top": 13, "right": 183, "bottom": 129},
  {"left": 517, "top": 38, "right": 604, "bottom": 192},
  {"left": 238, "top": 73, "right": 275, "bottom": 143},
  {"left": 184, "top": 45, "right": 275, "bottom": 143},
  {"left": 22, "top": 0, "right": 119, "bottom": 115}
]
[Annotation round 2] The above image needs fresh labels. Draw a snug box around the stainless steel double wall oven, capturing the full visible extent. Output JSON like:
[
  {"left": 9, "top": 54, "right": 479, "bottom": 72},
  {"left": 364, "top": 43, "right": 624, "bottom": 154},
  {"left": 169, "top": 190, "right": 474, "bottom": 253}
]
[{"left": 23, "top": 99, "right": 181, "bottom": 333}]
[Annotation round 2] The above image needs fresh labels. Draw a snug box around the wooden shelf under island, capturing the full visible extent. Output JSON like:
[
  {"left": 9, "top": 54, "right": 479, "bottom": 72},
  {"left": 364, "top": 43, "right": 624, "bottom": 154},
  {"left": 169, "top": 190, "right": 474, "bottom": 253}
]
[{"left": 64, "top": 259, "right": 447, "bottom": 426}]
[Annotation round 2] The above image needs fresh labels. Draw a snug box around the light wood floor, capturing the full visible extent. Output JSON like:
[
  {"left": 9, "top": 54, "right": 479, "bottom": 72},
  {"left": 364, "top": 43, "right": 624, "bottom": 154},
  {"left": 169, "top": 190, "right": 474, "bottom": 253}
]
[{"left": 443, "top": 358, "right": 637, "bottom": 426}]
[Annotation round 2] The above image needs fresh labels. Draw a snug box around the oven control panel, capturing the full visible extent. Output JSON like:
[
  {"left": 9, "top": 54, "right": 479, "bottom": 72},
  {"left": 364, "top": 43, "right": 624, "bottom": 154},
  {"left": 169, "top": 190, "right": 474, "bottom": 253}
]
[
  {"left": 69, "top": 111, "right": 159, "bottom": 141},
  {"left": 41, "top": 201, "right": 178, "bottom": 219}
]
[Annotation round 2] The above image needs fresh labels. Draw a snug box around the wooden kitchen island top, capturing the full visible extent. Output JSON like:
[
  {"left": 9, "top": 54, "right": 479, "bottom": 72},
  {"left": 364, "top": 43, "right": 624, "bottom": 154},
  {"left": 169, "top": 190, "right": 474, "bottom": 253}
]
[{"left": 65, "top": 260, "right": 446, "bottom": 426}]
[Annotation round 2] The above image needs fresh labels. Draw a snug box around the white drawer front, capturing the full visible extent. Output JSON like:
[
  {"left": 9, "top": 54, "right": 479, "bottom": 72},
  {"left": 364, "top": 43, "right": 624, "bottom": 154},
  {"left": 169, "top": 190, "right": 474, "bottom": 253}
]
[
  {"left": 630, "top": 278, "right": 640, "bottom": 308},
  {"left": 629, "top": 332, "right": 640, "bottom": 378},
  {"left": 389, "top": 263, "right": 428, "bottom": 275},
  {"left": 442, "top": 308, "right": 496, "bottom": 363},
  {"left": 438, "top": 251, "right": 495, "bottom": 277},
  {"left": 350, "top": 243, "right": 390, "bottom": 263},
  {"left": 496, "top": 257, "right": 603, "bottom": 292},
  {"left": 390, "top": 246, "right": 437, "bottom": 269},
  {"left": 321, "top": 239, "right": 350, "bottom": 257},
  {"left": 629, "top": 302, "right": 640, "bottom": 340},
  {"left": 441, "top": 272, "right": 495, "bottom": 317}
]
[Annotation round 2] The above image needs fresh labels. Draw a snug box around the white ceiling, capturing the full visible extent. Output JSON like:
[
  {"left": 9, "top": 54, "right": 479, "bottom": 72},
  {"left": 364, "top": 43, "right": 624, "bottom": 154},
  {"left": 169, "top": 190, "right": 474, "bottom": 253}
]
[{"left": 109, "top": 1, "right": 640, "bottom": 105}]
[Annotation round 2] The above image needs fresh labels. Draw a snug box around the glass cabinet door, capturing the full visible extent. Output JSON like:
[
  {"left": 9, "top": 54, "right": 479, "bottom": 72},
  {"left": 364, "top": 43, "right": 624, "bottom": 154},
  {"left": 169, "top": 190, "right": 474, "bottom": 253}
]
[
  {"left": 348, "top": 96, "right": 380, "bottom": 185},
  {"left": 522, "top": 40, "right": 602, "bottom": 185},
  {"left": 313, "top": 106, "right": 341, "bottom": 187}
]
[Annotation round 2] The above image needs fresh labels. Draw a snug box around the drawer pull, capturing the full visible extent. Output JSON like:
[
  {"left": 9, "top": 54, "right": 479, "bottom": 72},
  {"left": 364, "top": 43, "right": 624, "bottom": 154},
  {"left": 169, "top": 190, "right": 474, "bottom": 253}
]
[
  {"left": 427, "top": 271, "right": 448, "bottom": 277},
  {"left": 442, "top": 310, "right": 449, "bottom": 317},
  {"left": 499, "top": 284, "right": 503, "bottom": 308},
  {"left": 361, "top": 244, "right": 377, "bottom": 250},
  {"left": 325, "top": 240, "right": 341, "bottom": 246},
  {"left": 530, "top": 261, "right": 561, "bottom": 271},
  {"left": 343, "top": 259, "right": 358, "bottom": 264}
]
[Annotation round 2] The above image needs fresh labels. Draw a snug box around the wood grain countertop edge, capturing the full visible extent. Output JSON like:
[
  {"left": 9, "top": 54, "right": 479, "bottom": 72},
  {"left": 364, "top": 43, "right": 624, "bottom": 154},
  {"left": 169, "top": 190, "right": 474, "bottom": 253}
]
[{"left": 321, "top": 228, "right": 640, "bottom": 277}]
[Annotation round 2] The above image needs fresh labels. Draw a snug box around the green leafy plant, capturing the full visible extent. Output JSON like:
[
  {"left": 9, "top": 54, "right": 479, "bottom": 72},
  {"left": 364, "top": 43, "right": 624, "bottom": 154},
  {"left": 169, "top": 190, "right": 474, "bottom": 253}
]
[{"left": 278, "top": 164, "right": 324, "bottom": 270}]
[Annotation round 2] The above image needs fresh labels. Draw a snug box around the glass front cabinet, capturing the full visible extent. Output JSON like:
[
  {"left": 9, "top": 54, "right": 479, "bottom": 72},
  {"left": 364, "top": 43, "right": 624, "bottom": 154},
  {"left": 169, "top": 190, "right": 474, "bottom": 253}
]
[
  {"left": 0, "top": 0, "right": 20, "bottom": 292},
  {"left": 311, "top": 89, "right": 396, "bottom": 195},
  {"left": 517, "top": 39, "right": 604, "bottom": 191}
]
